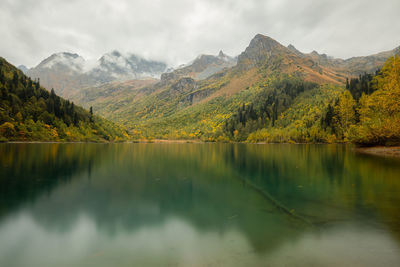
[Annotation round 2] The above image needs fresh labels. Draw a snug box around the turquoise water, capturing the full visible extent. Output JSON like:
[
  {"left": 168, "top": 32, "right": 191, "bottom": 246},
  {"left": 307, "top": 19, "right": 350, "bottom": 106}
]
[{"left": 1, "top": 143, "right": 400, "bottom": 266}]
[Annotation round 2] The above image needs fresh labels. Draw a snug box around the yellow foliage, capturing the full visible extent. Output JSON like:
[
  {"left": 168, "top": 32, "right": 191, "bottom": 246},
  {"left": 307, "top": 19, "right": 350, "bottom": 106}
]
[
  {"left": 0, "top": 122, "right": 16, "bottom": 138},
  {"left": 350, "top": 56, "right": 400, "bottom": 145},
  {"left": 51, "top": 129, "right": 58, "bottom": 138}
]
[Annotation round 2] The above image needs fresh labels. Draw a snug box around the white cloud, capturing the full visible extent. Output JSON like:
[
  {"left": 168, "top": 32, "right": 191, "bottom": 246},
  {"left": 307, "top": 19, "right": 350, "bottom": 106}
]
[{"left": 1, "top": 0, "right": 399, "bottom": 67}]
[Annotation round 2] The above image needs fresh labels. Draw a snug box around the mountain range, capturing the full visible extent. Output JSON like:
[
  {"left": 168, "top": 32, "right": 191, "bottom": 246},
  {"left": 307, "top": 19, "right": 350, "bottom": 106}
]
[
  {"left": 6, "top": 33, "right": 400, "bottom": 143},
  {"left": 22, "top": 51, "right": 168, "bottom": 98},
  {"left": 56, "top": 34, "right": 397, "bottom": 141},
  {"left": 21, "top": 35, "right": 399, "bottom": 99}
]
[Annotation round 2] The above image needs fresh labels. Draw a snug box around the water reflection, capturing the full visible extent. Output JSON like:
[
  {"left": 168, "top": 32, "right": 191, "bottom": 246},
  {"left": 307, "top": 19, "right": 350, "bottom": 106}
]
[{"left": 0, "top": 143, "right": 400, "bottom": 266}]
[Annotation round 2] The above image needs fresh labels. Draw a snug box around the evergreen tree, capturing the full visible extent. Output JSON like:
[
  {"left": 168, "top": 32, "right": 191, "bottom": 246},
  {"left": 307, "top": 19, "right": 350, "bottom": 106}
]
[{"left": 89, "top": 106, "right": 93, "bottom": 122}]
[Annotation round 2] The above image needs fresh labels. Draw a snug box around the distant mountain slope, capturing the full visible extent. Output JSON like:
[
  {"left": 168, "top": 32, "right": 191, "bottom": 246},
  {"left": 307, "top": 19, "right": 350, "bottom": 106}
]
[
  {"left": 161, "top": 51, "right": 236, "bottom": 83},
  {"left": 0, "top": 57, "right": 129, "bottom": 142},
  {"left": 69, "top": 50, "right": 237, "bottom": 113},
  {"left": 300, "top": 45, "right": 400, "bottom": 76},
  {"left": 69, "top": 78, "right": 158, "bottom": 116},
  {"left": 25, "top": 51, "right": 168, "bottom": 98}
]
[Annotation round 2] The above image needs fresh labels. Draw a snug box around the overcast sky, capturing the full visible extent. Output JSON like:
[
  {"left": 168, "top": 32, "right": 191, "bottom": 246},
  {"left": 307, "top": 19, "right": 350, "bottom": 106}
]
[{"left": 1, "top": 0, "right": 399, "bottom": 68}]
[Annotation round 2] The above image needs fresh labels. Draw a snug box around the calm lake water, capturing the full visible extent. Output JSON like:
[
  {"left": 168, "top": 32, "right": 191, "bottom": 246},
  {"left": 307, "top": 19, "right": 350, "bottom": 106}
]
[{"left": 1, "top": 143, "right": 400, "bottom": 267}]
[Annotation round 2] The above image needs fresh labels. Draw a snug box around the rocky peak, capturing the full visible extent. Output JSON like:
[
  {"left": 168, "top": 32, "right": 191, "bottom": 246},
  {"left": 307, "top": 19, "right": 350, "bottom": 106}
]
[
  {"left": 308, "top": 50, "right": 330, "bottom": 65},
  {"left": 248, "top": 34, "right": 283, "bottom": 52},
  {"left": 237, "top": 34, "right": 289, "bottom": 68},
  {"left": 287, "top": 44, "right": 304, "bottom": 57}
]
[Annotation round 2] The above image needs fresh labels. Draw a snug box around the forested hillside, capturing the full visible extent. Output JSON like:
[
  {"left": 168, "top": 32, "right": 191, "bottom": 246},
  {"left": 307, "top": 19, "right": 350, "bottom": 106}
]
[
  {"left": 245, "top": 56, "right": 400, "bottom": 145},
  {"left": 0, "top": 57, "right": 129, "bottom": 142},
  {"left": 349, "top": 56, "right": 400, "bottom": 145}
]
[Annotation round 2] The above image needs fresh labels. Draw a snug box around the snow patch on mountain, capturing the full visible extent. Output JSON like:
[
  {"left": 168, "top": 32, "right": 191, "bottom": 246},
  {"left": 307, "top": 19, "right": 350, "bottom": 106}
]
[
  {"left": 32, "top": 50, "right": 168, "bottom": 80},
  {"left": 37, "top": 52, "right": 85, "bottom": 73}
]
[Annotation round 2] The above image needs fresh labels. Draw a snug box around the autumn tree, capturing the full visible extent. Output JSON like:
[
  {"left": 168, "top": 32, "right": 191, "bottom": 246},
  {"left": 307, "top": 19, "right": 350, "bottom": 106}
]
[
  {"left": 332, "top": 90, "right": 356, "bottom": 140},
  {"left": 350, "top": 56, "right": 400, "bottom": 145}
]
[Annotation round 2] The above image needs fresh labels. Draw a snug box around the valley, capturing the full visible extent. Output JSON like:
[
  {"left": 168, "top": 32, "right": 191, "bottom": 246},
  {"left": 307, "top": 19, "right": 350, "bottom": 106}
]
[{"left": 3, "top": 34, "right": 400, "bottom": 145}]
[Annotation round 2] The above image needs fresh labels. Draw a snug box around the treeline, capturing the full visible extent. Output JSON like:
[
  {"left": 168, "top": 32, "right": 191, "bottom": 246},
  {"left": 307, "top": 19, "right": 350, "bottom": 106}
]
[
  {"left": 222, "top": 75, "right": 318, "bottom": 141},
  {"left": 0, "top": 57, "right": 129, "bottom": 141}
]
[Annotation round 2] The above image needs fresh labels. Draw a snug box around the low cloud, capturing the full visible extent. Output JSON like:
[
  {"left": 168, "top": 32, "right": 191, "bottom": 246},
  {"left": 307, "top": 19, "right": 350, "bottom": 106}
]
[{"left": 1, "top": 0, "right": 399, "bottom": 67}]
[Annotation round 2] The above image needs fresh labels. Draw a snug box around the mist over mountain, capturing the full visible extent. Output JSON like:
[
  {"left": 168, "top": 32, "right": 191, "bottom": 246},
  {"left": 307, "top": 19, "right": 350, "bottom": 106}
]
[
  {"left": 160, "top": 51, "right": 237, "bottom": 83},
  {"left": 24, "top": 51, "right": 168, "bottom": 98}
]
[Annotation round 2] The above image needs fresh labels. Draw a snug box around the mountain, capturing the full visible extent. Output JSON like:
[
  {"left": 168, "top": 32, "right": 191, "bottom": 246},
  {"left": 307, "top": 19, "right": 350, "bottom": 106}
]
[
  {"left": 88, "top": 50, "right": 167, "bottom": 82},
  {"left": 236, "top": 34, "right": 346, "bottom": 84},
  {"left": 68, "top": 78, "right": 158, "bottom": 115},
  {"left": 160, "top": 51, "right": 236, "bottom": 83},
  {"left": 334, "top": 46, "right": 400, "bottom": 75},
  {"left": 73, "top": 34, "right": 398, "bottom": 144},
  {"left": 298, "top": 45, "right": 400, "bottom": 75},
  {"left": 0, "top": 57, "right": 129, "bottom": 142},
  {"left": 68, "top": 50, "right": 237, "bottom": 114},
  {"left": 25, "top": 51, "right": 168, "bottom": 98}
]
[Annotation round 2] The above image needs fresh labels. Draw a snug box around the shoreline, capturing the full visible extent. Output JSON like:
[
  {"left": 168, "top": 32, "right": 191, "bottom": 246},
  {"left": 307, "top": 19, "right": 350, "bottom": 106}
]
[
  {"left": 354, "top": 146, "right": 400, "bottom": 158},
  {"left": 3, "top": 140, "right": 400, "bottom": 159},
  {"left": 2, "top": 139, "right": 204, "bottom": 144}
]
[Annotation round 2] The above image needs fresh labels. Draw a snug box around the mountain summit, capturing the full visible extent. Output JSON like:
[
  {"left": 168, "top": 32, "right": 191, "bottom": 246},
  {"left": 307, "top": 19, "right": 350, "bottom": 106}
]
[{"left": 237, "top": 34, "right": 291, "bottom": 69}]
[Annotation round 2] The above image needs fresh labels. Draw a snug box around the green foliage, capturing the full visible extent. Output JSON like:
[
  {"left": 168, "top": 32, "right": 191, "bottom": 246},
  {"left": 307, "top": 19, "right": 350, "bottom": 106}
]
[
  {"left": 347, "top": 73, "right": 375, "bottom": 100},
  {"left": 0, "top": 57, "right": 130, "bottom": 142},
  {"left": 247, "top": 85, "right": 343, "bottom": 143},
  {"left": 222, "top": 75, "right": 318, "bottom": 141}
]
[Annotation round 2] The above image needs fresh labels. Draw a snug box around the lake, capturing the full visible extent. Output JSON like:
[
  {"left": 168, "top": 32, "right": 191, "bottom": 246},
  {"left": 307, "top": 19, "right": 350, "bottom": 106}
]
[{"left": 1, "top": 143, "right": 400, "bottom": 266}]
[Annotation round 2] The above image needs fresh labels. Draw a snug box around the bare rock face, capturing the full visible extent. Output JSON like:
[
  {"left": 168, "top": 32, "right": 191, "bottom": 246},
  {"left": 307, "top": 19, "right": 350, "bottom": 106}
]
[
  {"left": 287, "top": 44, "right": 304, "bottom": 57},
  {"left": 165, "top": 51, "right": 236, "bottom": 82},
  {"left": 170, "top": 77, "right": 196, "bottom": 94},
  {"left": 237, "top": 34, "right": 289, "bottom": 69}
]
